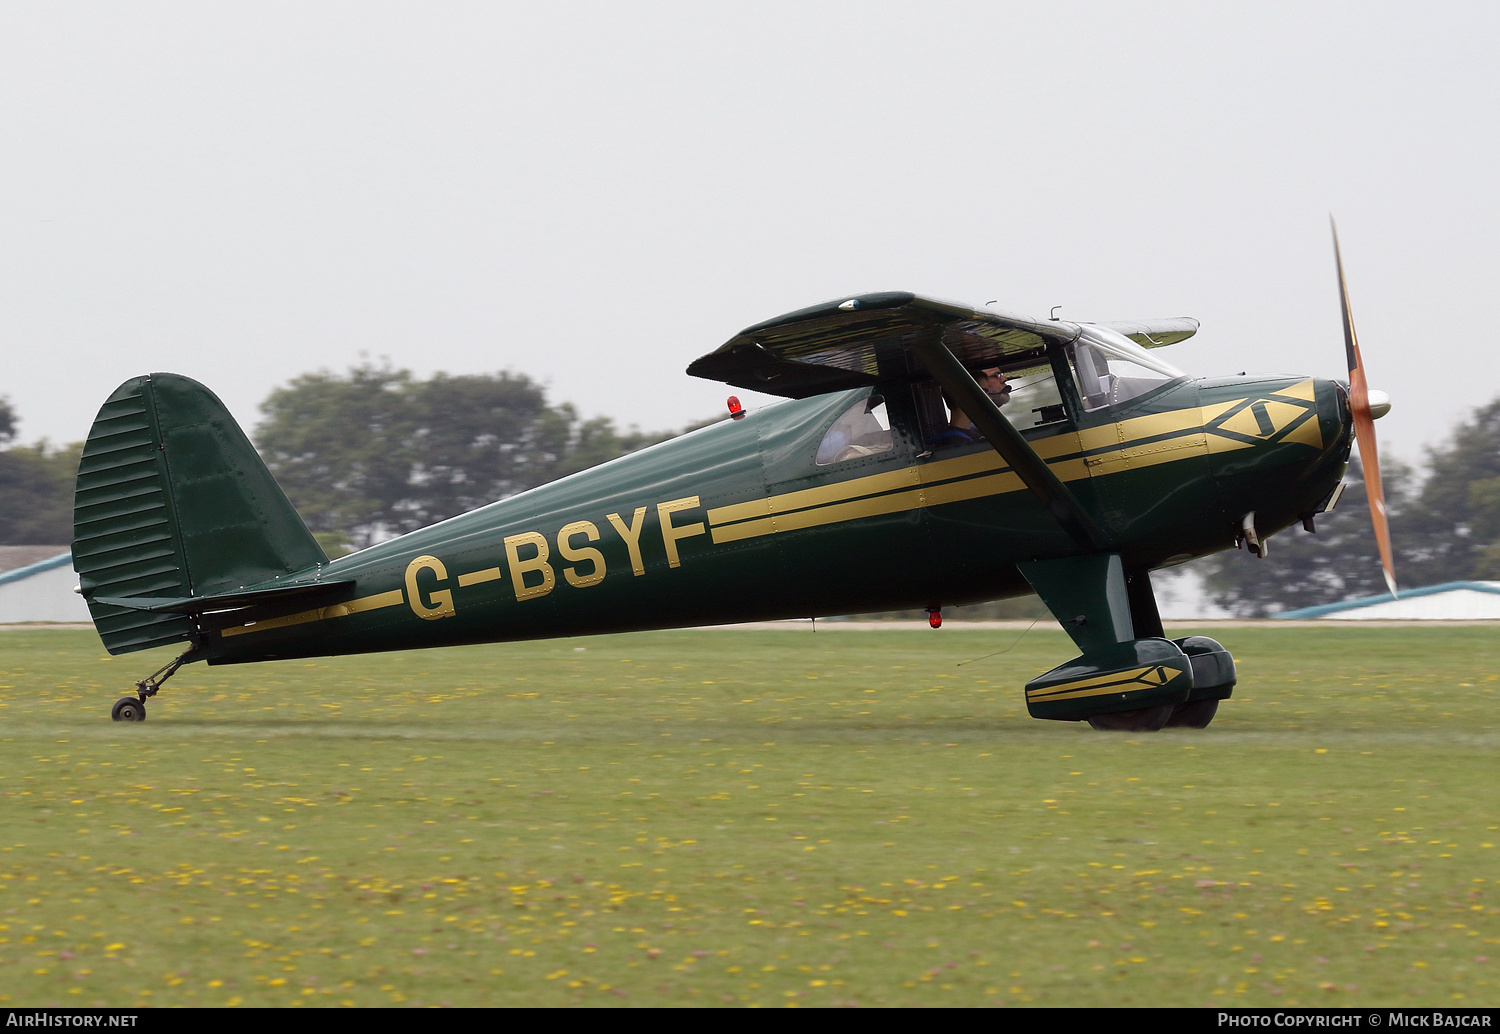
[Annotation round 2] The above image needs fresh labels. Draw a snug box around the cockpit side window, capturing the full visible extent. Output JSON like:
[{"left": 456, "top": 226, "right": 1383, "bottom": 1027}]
[
  {"left": 816, "top": 395, "right": 893, "bottom": 465},
  {"left": 1068, "top": 330, "right": 1184, "bottom": 412},
  {"left": 912, "top": 363, "right": 1070, "bottom": 451},
  {"left": 997, "top": 364, "right": 1068, "bottom": 431}
]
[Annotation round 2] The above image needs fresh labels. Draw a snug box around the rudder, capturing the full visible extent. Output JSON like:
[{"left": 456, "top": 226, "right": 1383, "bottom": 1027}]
[{"left": 73, "top": 373, "right": 328, "bottom": 654}]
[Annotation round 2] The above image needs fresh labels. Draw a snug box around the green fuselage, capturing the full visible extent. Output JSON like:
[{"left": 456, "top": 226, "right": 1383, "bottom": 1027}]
[{"left": 199, "top": 371, "right": 1351, "bottom": 666}]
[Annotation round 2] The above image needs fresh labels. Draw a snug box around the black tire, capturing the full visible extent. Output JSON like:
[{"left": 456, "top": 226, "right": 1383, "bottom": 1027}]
[
  {"left": 1087, "top": 703, "right": 1174, "bottom": 732},
  {"left": 111, "top": 696, "right": 146, "bottom": 722},
  {"left": 1165, "top": 699, "right": 1219, "bottom": 729}
]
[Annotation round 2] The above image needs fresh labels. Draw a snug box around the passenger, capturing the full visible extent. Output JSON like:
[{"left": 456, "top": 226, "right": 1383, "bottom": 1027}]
[{"left": 928, "top": 369, "right": 1011, "bottom": 448}]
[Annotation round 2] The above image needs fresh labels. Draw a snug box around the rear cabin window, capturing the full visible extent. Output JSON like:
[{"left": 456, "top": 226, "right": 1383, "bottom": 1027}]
[{"left": 816, "top": 396, "right": 893, "bottom": 465}]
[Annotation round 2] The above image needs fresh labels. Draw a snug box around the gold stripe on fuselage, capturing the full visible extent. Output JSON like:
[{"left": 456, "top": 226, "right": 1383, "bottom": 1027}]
[
  {"left": 708, "top": 381, "right": 1320, "bottom": 544},
  {"left": 219, "top": 588, "right": 405, "bottom": 639}
]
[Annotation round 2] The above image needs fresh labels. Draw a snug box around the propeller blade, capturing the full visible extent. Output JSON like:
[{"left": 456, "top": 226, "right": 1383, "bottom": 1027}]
[{"left": 1332, "top": 218, "right": 1397, "bottom": 598}]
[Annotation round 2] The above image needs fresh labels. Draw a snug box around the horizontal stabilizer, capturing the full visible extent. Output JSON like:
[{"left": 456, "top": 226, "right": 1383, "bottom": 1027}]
[{"left": 93, "top": 578, "right": 354, "bottom": 615}]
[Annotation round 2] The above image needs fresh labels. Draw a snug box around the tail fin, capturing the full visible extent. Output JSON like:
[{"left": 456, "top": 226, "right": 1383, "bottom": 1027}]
[{"left": 73, "top": 373, "right": 328, "bottom": 654}]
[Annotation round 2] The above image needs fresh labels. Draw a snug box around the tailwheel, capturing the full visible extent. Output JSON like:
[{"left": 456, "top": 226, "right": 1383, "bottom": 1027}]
[
  {"left": 1165, "top": 699, "right": 1219, "bottom": 729},
  {"left": 1086, "top": 703, "right": 1174, "bottom": 732},
  {"left": 112, "top": 648, "right": 195, "bottom": 722},
  {"left": 111, "top": 696, "right": 146, "bottom": 722}
]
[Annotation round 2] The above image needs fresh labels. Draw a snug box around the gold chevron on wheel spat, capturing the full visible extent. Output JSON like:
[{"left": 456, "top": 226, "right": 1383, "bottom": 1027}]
[{"left": 1025, "top": 664, "right": 1179, "bottom": 704}]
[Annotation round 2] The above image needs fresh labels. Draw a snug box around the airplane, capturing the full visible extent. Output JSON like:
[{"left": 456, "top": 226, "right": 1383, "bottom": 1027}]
[{"left": 73, "top": 226, "right": 1393, "bottom": 732}]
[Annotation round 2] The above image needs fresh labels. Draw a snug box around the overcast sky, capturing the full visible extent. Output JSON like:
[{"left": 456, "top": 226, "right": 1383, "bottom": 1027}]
[{"left": 3, "top": 1, "right": 1497, "bottom": 468}]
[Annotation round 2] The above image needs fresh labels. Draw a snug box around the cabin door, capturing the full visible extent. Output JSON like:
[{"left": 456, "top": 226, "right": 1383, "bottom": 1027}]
[{"left": 755, "top": 387, "right": 930, "bottom": 616}]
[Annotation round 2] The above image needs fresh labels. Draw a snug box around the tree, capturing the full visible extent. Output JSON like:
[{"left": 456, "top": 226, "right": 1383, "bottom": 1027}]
[
  {"left": 1197, "top": 396, "right": 1500, "bottom": 615},
  {"left": 0, "top": 398, "right": 83, "bottom": 545},
  {"left": 255, "top": 364, "right": 677, "bottom": 547},
  {"left": 1403, "top": 397, "right": 1500, "bottom": 582},
  {"left": 1196, "top": 456, "right": 1418, "bottom": 617}
]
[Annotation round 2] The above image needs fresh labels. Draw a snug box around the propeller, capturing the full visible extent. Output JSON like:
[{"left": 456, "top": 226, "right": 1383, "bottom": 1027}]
[{"left": 1331, "top": 218, "right": 1398, "bottom": 599}]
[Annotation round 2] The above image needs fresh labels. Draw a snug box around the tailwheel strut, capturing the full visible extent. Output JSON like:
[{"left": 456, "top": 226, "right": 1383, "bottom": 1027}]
[{"left": 112, "top": 649, "right": 195, "bottom": 722}]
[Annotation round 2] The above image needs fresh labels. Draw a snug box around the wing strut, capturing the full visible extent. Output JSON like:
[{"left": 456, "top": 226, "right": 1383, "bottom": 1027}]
[{"left": 908, "top": 336, "right": 1111, "bottom": 552}]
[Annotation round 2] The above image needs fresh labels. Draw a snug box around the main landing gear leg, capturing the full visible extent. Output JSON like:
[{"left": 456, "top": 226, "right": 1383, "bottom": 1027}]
[
  {"left": 1017, "top": 557, "right": 1234, "bottom": 731},
  {"left": 111, "top": 649, "right": 194, "bottom": 722}
]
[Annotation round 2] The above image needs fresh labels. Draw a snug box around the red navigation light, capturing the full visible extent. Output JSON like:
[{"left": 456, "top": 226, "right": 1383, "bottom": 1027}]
[
  {"left": 727, "top": 396, "right": 745, "bottom": 419},
  {"left": 927, "top": 606, "right": 942, "bottom": 629}
]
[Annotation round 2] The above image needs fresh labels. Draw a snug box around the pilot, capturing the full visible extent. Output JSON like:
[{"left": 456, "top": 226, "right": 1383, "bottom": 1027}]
[{"left": 928, "top": 368, "right": 1011, "bottom": 448}]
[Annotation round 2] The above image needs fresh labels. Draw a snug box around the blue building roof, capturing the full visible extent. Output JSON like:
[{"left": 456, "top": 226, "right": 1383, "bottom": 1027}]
[
  {"left": 0, "top": 551, "right": 73, "bottom": 588},
  {"left": 1274, "top": 581, "right": 1500, "bottom": 619}
]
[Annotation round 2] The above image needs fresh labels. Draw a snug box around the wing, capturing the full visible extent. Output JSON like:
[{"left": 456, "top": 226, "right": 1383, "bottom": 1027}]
[
  {"left": 686, "top": 292, "right": 1084, "bottom": 399},
  {"left": 1097, "top": 318, "right": 1199, "bottom": 349}
]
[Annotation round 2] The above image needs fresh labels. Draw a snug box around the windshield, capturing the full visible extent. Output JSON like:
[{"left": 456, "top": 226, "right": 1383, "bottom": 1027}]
[{"left": 1069, "top": 327, "right": 1184, "bottom": 412}]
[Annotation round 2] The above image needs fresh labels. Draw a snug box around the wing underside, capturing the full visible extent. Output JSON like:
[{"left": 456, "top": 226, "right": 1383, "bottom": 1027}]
[
  {"left": 686, "top": 293, "right": 1078, "bottom": 398},
  {"left": 687, "top": 292, "right": 1195, "bottom": 398}
]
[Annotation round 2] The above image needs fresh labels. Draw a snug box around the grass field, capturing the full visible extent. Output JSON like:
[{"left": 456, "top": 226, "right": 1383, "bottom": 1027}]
[{"left": 1, "top": 623, "right": 1497, "bottom": 1008}]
